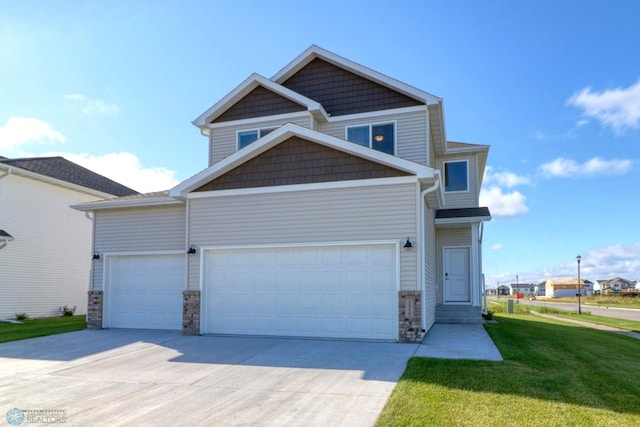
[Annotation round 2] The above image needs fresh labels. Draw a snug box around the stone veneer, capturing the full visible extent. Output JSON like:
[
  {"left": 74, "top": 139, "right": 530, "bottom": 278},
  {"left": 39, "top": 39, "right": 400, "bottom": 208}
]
[
  {"left": 183, "top": 290, "right": 201, "bottom": 335},
  {"left": 398, "top": 291, "right": 423, "bottom": 342},
  {"left": 87, "top": 291, "right": 103, "bottom": 329}
]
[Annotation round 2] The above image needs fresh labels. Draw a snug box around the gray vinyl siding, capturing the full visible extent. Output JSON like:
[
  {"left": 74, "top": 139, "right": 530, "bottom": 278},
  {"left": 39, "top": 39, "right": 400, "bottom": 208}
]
[
  {"left": 436, "top": 227, "right": 471, "bottom": 304},
  {"left": 423, "top": 206, "right": 437, "bottom": 331},
  {"left": 209, "top": 114, "right": 312, "bottom": 166},
  {"left": 91, "top": 205, "right": 186, "bottom": 291},
  {"left": 0, "top": 173, "right": 97, "bottom": 318},
  {"left": 187, "top": 182, "right": 419, "bottom": 292},
  {"left": 318, "top": 109, "right": 428, "bottom": 165},
  {"left": 438, "top": 154, "right": 479, "bottom": 208}
]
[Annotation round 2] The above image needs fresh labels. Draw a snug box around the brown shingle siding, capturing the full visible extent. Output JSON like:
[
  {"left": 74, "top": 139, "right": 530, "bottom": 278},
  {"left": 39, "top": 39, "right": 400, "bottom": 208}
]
[
  {"left": 213, "top": 86, "right": 306, "bottom": 123},
  {"left": 195, "top": 137, "right": 410, "bottom": 192},
  {"left": 282, "top": 58, "right": 423, "bottom": 116}
]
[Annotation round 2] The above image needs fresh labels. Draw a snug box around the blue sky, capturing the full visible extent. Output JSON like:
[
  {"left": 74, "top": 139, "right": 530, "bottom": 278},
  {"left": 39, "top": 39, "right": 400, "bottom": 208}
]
[{"left": 2, "top": 1, "right": 639, "bottom": 285}]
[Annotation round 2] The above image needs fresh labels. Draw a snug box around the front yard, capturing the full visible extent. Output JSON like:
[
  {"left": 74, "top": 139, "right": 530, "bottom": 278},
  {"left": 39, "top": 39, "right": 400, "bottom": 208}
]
[
  {"left": 377, "top": 313, "right": 640, "bottom": 426},
  {"left": 0, "top": 315, "right": 86, "bottom": 343}
]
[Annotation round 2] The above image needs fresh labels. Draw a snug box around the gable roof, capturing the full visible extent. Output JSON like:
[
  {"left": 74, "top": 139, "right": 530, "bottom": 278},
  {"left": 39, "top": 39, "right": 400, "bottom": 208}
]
[
  {"left": 170, "top": 123, "right": 436, "bottom": 198},
  {"left": 0, "top": 156, "right": 138, "bottom": 197},
  {"left": 272, "top": 45, "right": 441, "bottom": 106},
  {"left": 192, "top": 73, "right": 329, "bottom": 130}
]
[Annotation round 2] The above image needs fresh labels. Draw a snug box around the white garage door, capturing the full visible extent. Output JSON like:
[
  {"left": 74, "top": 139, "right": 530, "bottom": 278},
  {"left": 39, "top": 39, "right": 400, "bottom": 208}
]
[
  {"left": 204, "top": 243, "right": 398, "bottom": 340},
  {"left": 105, "top": 254, "right": 184, "bottom": 330}
]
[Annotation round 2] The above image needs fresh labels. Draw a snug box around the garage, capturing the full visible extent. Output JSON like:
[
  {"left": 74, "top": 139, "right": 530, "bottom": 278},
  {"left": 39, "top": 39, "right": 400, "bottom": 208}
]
[
  {"left": 203, "top": 243, "right": 398, "bottom": 340},
  {"left": 104, "top": 253, "right": 185, "bottom": 330}
]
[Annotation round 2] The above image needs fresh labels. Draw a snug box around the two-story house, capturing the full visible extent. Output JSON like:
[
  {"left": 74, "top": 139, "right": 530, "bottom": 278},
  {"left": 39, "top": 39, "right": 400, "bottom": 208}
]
[{"left": 73, "top": 46, "right": 491, "bottom": 342}]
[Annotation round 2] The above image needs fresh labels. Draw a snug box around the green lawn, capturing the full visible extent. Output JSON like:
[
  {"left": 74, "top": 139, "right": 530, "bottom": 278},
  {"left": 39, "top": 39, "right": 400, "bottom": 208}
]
[
  {"left": 0, "top": 315, "right": 86, "bottom": 343},
  {"left": 377, "top": 314, "right": 640, "bottom": 427}
]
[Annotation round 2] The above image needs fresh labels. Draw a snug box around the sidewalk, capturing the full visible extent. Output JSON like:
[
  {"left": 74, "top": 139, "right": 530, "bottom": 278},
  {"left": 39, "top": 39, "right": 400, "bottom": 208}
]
[{"left": 530, "top": 311, "right": 640, "bottom": 340}]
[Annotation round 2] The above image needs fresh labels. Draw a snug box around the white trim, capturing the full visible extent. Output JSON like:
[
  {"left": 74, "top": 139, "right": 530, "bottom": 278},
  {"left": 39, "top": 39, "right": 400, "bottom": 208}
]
[
  {"left": 71, "top": 196, "right": 184, "bottom": 211},
  {"left": 271, "top": 45, "right": 441, "bottom": 105},
  {"left": 207, "top": 111, "right": 311, "bottom": 130},
  {"left": 192, "top": 73, "right": 329, "bottom": 128},
  {"left": 199, "top": 240, "right": 400, "bottom": 339},
  {"left": 443, "top": 159, "right": 470, "bottom": 193},
  {"left": 345, "top": 120, "right": 397, "bottom": 156},
  {"left": 187, "top": 176, "right": 418, "bottom": 199},
  {"left": 442, "top": 245, "right": 472, "bottom": 305},
  {"left": 170, "top": 123, "right": 435, "bottom": 198},
  {"left": 435, "top": 216, "right": 491, "bottom": 225},
  {"left": 326, "top": 105, "right": 427, "bottom": 122}
]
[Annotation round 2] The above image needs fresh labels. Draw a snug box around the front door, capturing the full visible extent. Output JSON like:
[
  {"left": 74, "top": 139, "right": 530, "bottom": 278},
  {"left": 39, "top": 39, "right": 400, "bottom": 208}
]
[{"left": 444, "top": 247, "right": 470, "bottom": 303}]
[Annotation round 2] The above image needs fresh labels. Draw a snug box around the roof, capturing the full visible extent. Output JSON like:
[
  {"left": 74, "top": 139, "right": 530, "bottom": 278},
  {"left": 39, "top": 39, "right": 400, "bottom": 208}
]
[
  {"left": 0, "top": 156, "right": 138, "bottom": 197},
  {"left": 71, "top": 191, "right": 183, "bottom": 211},
  {"left": 546, "top": 278, "right": 585, "bottom": 285},
  {"left": 435, "top": 207, "right": 491, "bottom": 225}
]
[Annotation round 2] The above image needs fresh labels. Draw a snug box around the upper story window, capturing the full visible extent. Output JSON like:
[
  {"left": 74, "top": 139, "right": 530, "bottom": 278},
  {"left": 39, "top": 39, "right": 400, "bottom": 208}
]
[
  {"left": 237, "top": 128, "right": 276, "bottom": 149},
  {"left": 346, "top": 122, "right": 395, "bottom": 155},
  {"left": 444, "top": 160, "right": 468, "bottom": 192}
]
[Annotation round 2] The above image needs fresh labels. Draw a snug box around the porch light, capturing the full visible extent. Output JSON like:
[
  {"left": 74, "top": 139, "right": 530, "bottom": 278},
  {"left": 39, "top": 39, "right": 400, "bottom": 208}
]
[
  {"left": 576, "top": 255, "right": 582, "bottom": 314},
  {"left": 92, "top": 253, "right": 101, "bottom": 260},
  {"left": 374, "top": 134, "right": 384, "bottom": 142},
  {"left": 187, "top": 246, "right": 197, "bottom": 255},
  {"left": 0, "top": 229, "right": 13, "bottom": 250},
  {"left": 403, "top": 238, "right": 413, "bottom": 248}
]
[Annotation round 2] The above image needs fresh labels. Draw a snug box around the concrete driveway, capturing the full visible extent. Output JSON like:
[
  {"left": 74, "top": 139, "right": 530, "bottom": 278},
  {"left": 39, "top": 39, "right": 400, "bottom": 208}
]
[{"left": 0, "top": 330, "right": 418, "bottom": 426}]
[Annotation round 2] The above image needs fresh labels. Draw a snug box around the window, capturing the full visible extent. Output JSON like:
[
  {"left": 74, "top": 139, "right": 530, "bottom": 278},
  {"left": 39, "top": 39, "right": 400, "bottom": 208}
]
[
  {"left": 346, "top": 123, "right": 395, "bottom": 155},
  {"left": 237, "top": 128, "right": 275, "bottom": 149},
  {"left": 444, "top": 160, "right": 468, "bottom": 192}
]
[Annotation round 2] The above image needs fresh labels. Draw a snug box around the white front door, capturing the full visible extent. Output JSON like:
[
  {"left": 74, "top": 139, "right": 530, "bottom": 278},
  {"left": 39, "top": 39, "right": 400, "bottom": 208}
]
[{"left": 444, "top": 247, "right": 470, "bottom": 303}]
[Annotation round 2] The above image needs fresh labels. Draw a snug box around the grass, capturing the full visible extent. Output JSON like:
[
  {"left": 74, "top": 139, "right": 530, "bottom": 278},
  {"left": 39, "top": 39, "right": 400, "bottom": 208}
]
[
  {"left": 0, "top": 315, "right": 86, "bottom": 343},
  {"left": 377, "top": 313, "right": 640, "bottom": 427},
  {"left": 547, "top": 295, "right": 640, "bottom": 309}
]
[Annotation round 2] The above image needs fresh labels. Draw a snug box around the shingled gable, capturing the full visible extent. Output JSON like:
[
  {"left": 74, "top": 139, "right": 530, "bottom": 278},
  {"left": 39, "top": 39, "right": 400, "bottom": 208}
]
[
  {"left": 169, "top": 123, "right": 435, "bottom": 198},
  {"left": 192, "top": 73, "right": 328, "bottom": 129}
]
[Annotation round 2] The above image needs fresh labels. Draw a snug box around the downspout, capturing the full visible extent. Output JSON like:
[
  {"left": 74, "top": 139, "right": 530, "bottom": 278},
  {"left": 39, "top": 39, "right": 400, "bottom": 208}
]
[{"left": 419, "top": 170, "right": 441, "bottom": 331}]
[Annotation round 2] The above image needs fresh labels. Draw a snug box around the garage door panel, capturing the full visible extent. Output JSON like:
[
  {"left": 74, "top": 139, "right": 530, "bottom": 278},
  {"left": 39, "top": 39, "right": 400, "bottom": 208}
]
[
  {"left": 107, "top": 254, "right": 184, "bottom": 330},
  {"left": 205, "top": 244, "right": 398, "bottom": 340}
]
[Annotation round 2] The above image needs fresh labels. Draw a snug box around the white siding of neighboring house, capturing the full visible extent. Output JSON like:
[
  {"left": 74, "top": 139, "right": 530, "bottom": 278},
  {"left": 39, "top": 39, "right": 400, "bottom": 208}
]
[
  {"left": 423, "top": 205, "right": 437, "bottom": 331},
  {"left": 436, "top": 227, "right": 472, "bottom": 304},
  {"left": 187, "top": 181, "right": 419, "bottom": 292},
  {"left": 0, "top": 173, "right": 98, "bottom": 319},
  {"left": 437, "top": 154, "right": 479, "bottom": 208},
  {"left": 319, "top": 108, "right": 429, "bottom": 165},
  {"left": 208, "top": 114, "right": 313, "bottom": 165},
  {"left": 91, "top": 205, "right": 186, "bottom": 291}
]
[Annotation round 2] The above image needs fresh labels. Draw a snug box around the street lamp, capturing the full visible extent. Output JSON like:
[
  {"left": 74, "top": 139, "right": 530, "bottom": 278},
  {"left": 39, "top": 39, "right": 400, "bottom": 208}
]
[{"left": 576, "top": 255, "right": 582, "bottom": 314}]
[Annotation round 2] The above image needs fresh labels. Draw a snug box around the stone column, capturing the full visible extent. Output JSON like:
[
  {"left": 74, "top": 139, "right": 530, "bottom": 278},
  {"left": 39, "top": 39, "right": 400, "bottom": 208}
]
[
  {"left": 183, "top": 290, "right": 201, "bottom": 336},
  {"left": 398, "top": 291, "right": 423, "bottom": 342},
  {"left": 87, "top": 291, "right": 103, "bottom": 329}
]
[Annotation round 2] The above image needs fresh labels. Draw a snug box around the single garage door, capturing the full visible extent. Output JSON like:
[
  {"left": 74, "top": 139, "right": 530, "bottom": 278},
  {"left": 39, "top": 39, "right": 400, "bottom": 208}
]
[
  {"left": 203, "top": 243, "right": 398, "bottom": 340},
  {"left": 105, "top": 253, "right": 184, "bottom": 330}
]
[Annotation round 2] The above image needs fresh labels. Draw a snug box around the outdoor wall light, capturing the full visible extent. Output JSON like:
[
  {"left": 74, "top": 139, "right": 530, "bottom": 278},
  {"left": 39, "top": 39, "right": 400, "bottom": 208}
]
[
  {"left": 403, "top": 238, "right": 413, "bottom": 248},
  {"left": 92, "top": 253, "right": 100, "bottom": 260},
  {"left": 187, "top": 246, "right": 197, "bottom": 255},
  {"left": 0, "top": 229, "right": 13, "bottom": 250}
]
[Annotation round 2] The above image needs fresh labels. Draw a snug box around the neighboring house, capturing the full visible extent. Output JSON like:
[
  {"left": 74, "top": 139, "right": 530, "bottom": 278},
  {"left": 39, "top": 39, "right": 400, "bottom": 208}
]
[
  {"left": 0, "top": 156, "right": 137, "bottom": 319},
  {"left": 534, "top": 281, "right": 546, "bottom": 296},
  {"left": 593, "top": 277, "right": 637, "bottom": 294},
  {"left": 496, "top": 285, "right": 510, "bottom": 295},
  {"left": 510, "top": 283, "right": 536, "bottom": 296},
  {"left": 72, "top": 45, "right": 491, "bottom": 342},
  {"left": 544, "top": 278, "right": 586, "bottom": 298}
]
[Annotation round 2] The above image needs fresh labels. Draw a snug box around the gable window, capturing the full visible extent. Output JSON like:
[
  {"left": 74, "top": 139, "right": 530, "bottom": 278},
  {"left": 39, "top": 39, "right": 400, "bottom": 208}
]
[
  {"left": 444, "top": 160, "right": 468, "bottom": 192},
  {"left": 237, "top": 128, "right": 275, "bottom": 149},
  {"left": 346, "top": 122, "right": 395, "bottom": 155}
]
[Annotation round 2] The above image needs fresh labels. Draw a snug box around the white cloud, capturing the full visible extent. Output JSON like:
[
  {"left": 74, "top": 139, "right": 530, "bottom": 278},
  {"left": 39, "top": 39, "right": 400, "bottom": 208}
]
[
  {"left": 491, "top": 243, "right": 503, "bottom": 250},
  {"left": 0, "top": 117, "right": 66, "bottom": 152},
  {"left": 64, "top": 94, "right": 120, "bottom": 117},
  {"left": 44, "top": 152, "right": 179, "bottom": 193},
  {"left": 484, "top": 166, "right": 531, "bottom": 188},
  {"left": 567, "top": 79, "right": 640, "bottom": 134},
  {"left": 539, "top": 157, "right": 633, "bottom": 178},
  {"left": 479, "top": 186, "right": 529, "bottom": 218}
]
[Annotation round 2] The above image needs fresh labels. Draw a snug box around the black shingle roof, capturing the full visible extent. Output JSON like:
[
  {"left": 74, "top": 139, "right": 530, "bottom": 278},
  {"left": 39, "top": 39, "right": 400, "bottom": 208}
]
[
  {"left": 0, "top": 156, "right": 138, "bottom": 197},
  {"left": 435, "top": 207, "right": 491, "bottom": 219}
]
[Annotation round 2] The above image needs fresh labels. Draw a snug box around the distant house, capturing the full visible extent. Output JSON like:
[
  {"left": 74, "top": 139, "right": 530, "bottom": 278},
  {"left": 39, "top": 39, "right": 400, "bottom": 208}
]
[
  {"left": 496, "top": 285, "right": 510, "bottom": 295},
  {"left": 534, "top": 281, "right": 546, "bottom": 296},
  {"left": 510, "top": 283, "right": 536, "bottom": 296},
  {"left": 593, "top": 277, "right": 637, "bottom": 295},
  {"left": 0, "top": 156, "right": 136, "bottom": 319},
  {"left": 544, "top": 278, "right": 586, "bottom": 298}
]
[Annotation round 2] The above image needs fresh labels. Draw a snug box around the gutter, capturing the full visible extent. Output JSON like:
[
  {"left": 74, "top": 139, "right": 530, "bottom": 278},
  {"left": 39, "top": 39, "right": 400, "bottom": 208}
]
[{"left": 419, "top": 170, "right": 442, "bottom": 331}]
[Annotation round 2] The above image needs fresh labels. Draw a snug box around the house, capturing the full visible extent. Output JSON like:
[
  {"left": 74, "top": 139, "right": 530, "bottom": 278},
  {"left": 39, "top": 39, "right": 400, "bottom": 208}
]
[
  {"left": 496, "top": 285, "right": 510, "bottom": 295},
  {"left": 72, "top": 46, "right": 491, "bottom": 342},
  {"left": 510, "top": 283, "right": 536, "bottom": 296},
  {"left": 544, "top": 278, "right": 587, "bottom": 298},
  {"left": 0, "top": 156, "right": 137, "bottom": 319},
  {"left": 534, "top": 281, "right": 546, "bottom": 297},
  {"left": 593, "top": 277, "right": 637, "bottom": 295}
]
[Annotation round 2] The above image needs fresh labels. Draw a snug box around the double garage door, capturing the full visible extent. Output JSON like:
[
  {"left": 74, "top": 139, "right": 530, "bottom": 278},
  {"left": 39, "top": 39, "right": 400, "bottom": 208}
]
[
  {"left": 104, "top": 243, "right": 398, "bottom": 340},
  {"left": 203, "top": 244, "right": 398, "bottom": 340}
]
